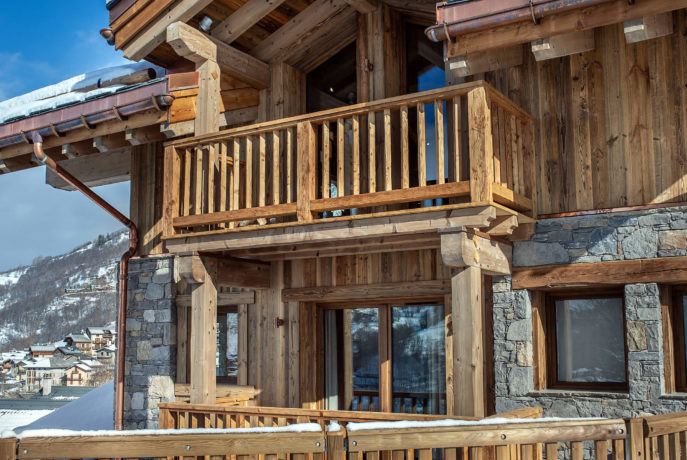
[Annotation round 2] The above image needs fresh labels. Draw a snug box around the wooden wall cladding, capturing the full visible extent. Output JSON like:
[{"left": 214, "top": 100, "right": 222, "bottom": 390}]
[
  {"left": 244, "top": 250, "right": 451, "bottom": 408},
  {"left": 480, "top": 11, "right": 687, "bottom": 215}
]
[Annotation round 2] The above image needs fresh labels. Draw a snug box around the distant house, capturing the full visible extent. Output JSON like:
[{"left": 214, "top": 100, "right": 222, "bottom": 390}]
[
  {"left": 95, "top": 345, "right": 115, "bottom": 364},
  {"left": 29, "top": 345, "right": 56, "bottom": 358},
  {"left": 54, "top": 346, "right": 91, "bottom": 361},
  {"left": 64, "top": 333, "right": 92, "bottom": 356},
  {"left": 86, "top": 326, "right": 115, "bottom": 349},
  {"left": 23, "top": 357, "right": 73, "bottom": 391},
  {"left": 64, "top": 363, "right": 92, "bottom": 386}
]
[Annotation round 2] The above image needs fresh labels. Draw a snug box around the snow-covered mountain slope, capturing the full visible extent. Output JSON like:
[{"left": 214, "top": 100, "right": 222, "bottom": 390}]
[{"left": 0, "top": 231, "right": 128, "bottom": 351}]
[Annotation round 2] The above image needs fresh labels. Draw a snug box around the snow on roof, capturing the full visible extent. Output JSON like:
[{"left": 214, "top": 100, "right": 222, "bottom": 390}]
[
  {"left": 0, "top": 410, "right": 53, "bottom": 432},
  {"left": 23, "top": 358, "right": 51, "bottom": 369},
  {"left": 66, "top": 333, "right": 91, "bottom": 343},
  {"left": 86, "top": 327, "right": 105, "bottom": 335},
  {"left": 0, "top": 62, "right": 165, "bottom": 125},
  {"left": 29, "top": 345, "right": 56, "bottom": 352}
]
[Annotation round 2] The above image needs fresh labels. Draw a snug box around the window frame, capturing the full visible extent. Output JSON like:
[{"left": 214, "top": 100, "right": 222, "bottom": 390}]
[
  {"left": 545, "top": 291, "right": 629, "bottom": 391},
  {"left": 671, "top": 287, "right": 687, "bottom": 392},
  {"left": 319, "top": 298, "right": 447, "bottom": 413}
]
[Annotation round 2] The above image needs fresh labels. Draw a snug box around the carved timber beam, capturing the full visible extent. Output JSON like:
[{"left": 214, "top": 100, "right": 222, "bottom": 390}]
[{"left": 440, "top": 227, "right": 512, "bottom": 275}]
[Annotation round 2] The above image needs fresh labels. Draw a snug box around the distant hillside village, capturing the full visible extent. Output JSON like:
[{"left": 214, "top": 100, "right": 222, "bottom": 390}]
[{"left": 0, "top": 323, "right": 116, "bottom": 395}]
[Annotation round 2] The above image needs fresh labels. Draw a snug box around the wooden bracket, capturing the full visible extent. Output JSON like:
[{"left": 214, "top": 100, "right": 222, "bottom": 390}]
[
  {"left": 531, "top": 29, "right": 595, "bottom": 61},
  {"left": 447, "top": 45, "right": 523, "bottom": 78},
  {"left": 0, "top": 160, "right": 10, "bottom": 174},
  {"left": 178, "top": 252, "right": 212, "bottom": 284},
  {"left": 440, "top": 227, "right": 512, "bottom": 275},
  {"left": 624, "top": 13, "right": 673, "bottom": 44}
]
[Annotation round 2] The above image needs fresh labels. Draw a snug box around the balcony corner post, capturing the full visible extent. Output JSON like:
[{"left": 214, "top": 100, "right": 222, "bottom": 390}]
[
  {"left": 162, "top": 145, "right": 181, "bottom": 240},
  {"left": 467, "top": 86, "right": 494, "bottom": 204},
  {"left": 297, "top": 121, "right": 317, "bottom": 222}
]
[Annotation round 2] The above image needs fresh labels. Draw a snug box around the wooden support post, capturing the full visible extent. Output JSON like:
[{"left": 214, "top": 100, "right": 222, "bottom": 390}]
[
  {"left": 467, "top": 87, "right": 494, "bottom": 203},
  {"left": 451, "top": 265, "right": 484, "bottom": 417},
  {"left": 162, "top": 145, "right": 181, "bottom": 238},
  {"left": 297, "top": 121, "right": 316, "bottom": 222},
  {"left": 167, "top": 22, "right": 221, "bottom": 135},
  {"left": 0, "top": 438, "right": 17, "bottom": 460},
  {"left": 627, "top": 418, "right": 646, "bottom": 460},
  {"left": 178, "top": 253, "right": 218, "bottom": 405}
]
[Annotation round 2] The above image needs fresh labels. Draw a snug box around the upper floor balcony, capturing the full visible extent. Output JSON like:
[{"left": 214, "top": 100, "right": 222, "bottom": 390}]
[{"left": 161, "top": 81, "right": 535, "bottom": 255}]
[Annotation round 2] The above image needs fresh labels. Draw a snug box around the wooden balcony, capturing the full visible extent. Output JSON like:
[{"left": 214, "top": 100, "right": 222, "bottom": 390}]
[
  {"left": 4, "top": 406, "right": 686, "bottom": 460},
  {"left": 161, "top": 81, "right": 535, "bottom": 255}
]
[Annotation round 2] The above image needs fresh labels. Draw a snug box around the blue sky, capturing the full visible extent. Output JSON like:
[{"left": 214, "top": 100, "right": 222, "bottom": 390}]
[{"left": 0, "top": 2, "right": 131, "bottom": 271}]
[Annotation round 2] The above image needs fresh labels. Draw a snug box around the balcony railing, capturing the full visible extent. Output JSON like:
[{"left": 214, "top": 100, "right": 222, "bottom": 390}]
[
  {"left": 162, "top": 81, "right": 535, "bottom": 239},
  {"left": 16, "top": 406, "right": 686, "bottom": 460}
]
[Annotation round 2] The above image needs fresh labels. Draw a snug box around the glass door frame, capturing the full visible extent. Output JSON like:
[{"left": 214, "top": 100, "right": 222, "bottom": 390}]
[{"left": 318, "top": 298, "right": 446, "bottom": 413}]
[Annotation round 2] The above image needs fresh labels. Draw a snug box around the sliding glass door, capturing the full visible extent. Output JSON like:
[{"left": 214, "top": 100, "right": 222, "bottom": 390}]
[{"left": 323, "top": 302, "right": 445, "bottom": 414}]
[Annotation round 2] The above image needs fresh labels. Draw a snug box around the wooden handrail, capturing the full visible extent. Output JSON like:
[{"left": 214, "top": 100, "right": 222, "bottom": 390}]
[{"left": 166, "top": 81, "right": 490, "bottom": 148}]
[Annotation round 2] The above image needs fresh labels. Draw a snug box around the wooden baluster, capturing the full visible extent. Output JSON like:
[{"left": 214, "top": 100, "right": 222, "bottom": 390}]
[
  {"left": 353, "top": 115, "right": 360, "bottom": 195},
  {"left": 273, "top": 131, "right": 280, "bottom": 205},
  {"left": 679, "top": 431, "right": 686, "bottom": 460},
  {"left": 183, "top": 148, "right": 192, "bottom": 217},
  {"left": 259, "top": 133, "right": 266, "bottom": 211},
  {"left": 595, "top": 440, "right": 608, "bottom": 460},
  {"left": 660, "top": 435, "right": 670, "bottom": 460},
  {"left": 246, "top": 136, "right": 253, "bottom": 208},
  {"left": 417, "top": 103, "right": 426, "bottom": 187},
  {"left": 571, "top": 442, "right": 583, "bottom": 460},
  {"left": 524, "top": 119, "right": 535, "bottom": 202},
  {"left": 220, "top": 142, "right": 227, "bottom": 213},
  {"left": 207, "top": 144, "right": 215, "bottom": 215},
  {"left": 451, "top": 96, "right": 462, "bottom": 182},
  {"left": 322, "top": 122, "right": 330, "bottom": 199},
  {"left": 195, "top": 146, "right": 204, "bottom": 215},
  {"left": 368, "top": 111, "right": 376, "bottom": 193},
  {"left": 338, "top": 117, "right": 345, "bottom": 197},
  {"left": 545, "top": 443, "right": 557, "bottom": 460},
  {"left": 383, "top": 109, "right": 392, "bottom": 191},
  {"left": 418, "top": 449, "right": 432, "bottom": 460},
  {"left": 400, "top": 105, "right": 409, "bottom": 189},
  {"left": 495, "top": 446, "right": 510, "bottom": 460},
  {"left": 232, "top": 139, "right": 240, "bottom": 213},
  {"left": 510, "top": 115, "right": 519, "bottom": 194},
  {"left": 469, "top": 447, "right": 483, "bottom": 460},
  {"left": 497, "top": 106, "right": 508, "bottom": 187},
  {"left": 491, "top": 103, "right": 501, "bottom": 186},
  {"left": 521, "top": 444, "right": 534, "bottom": 460},
  {"left": 613, "top": 438, "right": 625, "bottom": 460},
  {"left": 516, "top": 118, "right": 525, "bottom": 195},
  {"left": 503, "top": 107, "right": 513, "bottom": 190},
  {"left": 162, "top": 146, "right": 181, "bottom": 238},
  {"left": 435, "top": 100, "right": 445, "bottom": 185},
  {"left": 286, "top": 127, "right": 293, "bottom": 203}
]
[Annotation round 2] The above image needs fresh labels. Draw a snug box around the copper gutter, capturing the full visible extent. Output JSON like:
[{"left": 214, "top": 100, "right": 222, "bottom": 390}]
[
  {"left": 32, "top": 132, "right": 138, "bottom": 431},
  {"left": 425, "top": 0, "right": 615, "bottom": 42},
  {"left": 0, "top": 80, "right": 174, "bottom": 149}
]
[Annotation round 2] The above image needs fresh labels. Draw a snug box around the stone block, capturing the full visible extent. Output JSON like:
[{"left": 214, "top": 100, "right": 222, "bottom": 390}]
[
  {"left": 508, "top": 366, "right": 532, "bottom": 395},
  {"left": 513, "top": 242, "right": 569, "bottom": 267},
  {"left": 152, "top": 267, "right": 171, "bottom": 284},
  {"left": 621, "top": 228, "right": 658, "bottom": 259},
  {"left": 627, "top": 321, "right": 647, "bottom": 352},
  {"left": 145, "top": 283, "right": 165, "bottom": 301},
  {"left": 137, "top": 341, "right": 152, "bottom": 361},
  {"left": 130, "top": 392, "right": 145, "bottom": 410},
  {"left": 506, "top": 319, "right": 530, "bottom": 342},
  {"left": 638, "top": 213, "right": 671, "bottom": 227},
  {"left": 658, "top": 230, "right": 687, "bottom": 250},
  {"left": 143, "top": 310, "right": 155, "bottom": 323}
]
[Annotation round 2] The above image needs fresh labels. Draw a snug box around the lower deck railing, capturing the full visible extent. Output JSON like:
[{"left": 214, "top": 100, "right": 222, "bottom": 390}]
[{"left": 3, "top": 409, "right": 687, "bottom": 460}]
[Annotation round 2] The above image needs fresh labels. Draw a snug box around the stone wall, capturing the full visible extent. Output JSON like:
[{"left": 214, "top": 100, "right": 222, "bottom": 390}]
[
  {"left": 494, "top": 206, "right": 687, "bottom": 418},
  {"left": 122, "top": 255, "right": 176, "bottom": 429}
]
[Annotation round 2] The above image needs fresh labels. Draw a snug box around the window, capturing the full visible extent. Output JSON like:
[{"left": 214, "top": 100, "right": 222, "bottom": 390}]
[
  {"left": 322, "top": 302, "right": 446, "bottom": 414},
  {"left": 546, "top": 293, "right": 627, "bottom": 390},
  {"left": 670, "top": 287, "right": 687, "bottom": 392},
  {"left": 216, "top": 306, "right": 238, "bottom": 384}
]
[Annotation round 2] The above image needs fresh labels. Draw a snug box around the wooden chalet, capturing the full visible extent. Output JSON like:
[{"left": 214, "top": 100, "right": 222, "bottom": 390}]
[{"left": 3, "top": 0, "right": 687, "bottom": 457}]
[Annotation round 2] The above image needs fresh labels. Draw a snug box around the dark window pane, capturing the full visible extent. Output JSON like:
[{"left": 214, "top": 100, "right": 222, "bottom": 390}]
[
  {"left": 392, "top": 305, "right": 446, "bottom": 414},
  {"left": 216, "top": 312, "right": 238, "bottom": 379},
  {"left": 555, "top": 297, "right": 625, "bottom": 383}
]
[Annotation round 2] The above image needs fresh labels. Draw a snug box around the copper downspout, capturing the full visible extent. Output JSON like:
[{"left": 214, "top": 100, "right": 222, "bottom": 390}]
[{"left": 32, "top": 132, "right": 138, "bottom": 430}]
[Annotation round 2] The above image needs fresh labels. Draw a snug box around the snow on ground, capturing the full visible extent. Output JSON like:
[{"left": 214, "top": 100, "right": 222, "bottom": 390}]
[
  {"left": 0, "top": 268, "right": 27, "bottom": 287},
  {"left": 345, "top": 417, "right": 604, "bottom": 431},
  {"left": 0, "top": 410, "right": 53, "bottom": 432}
]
